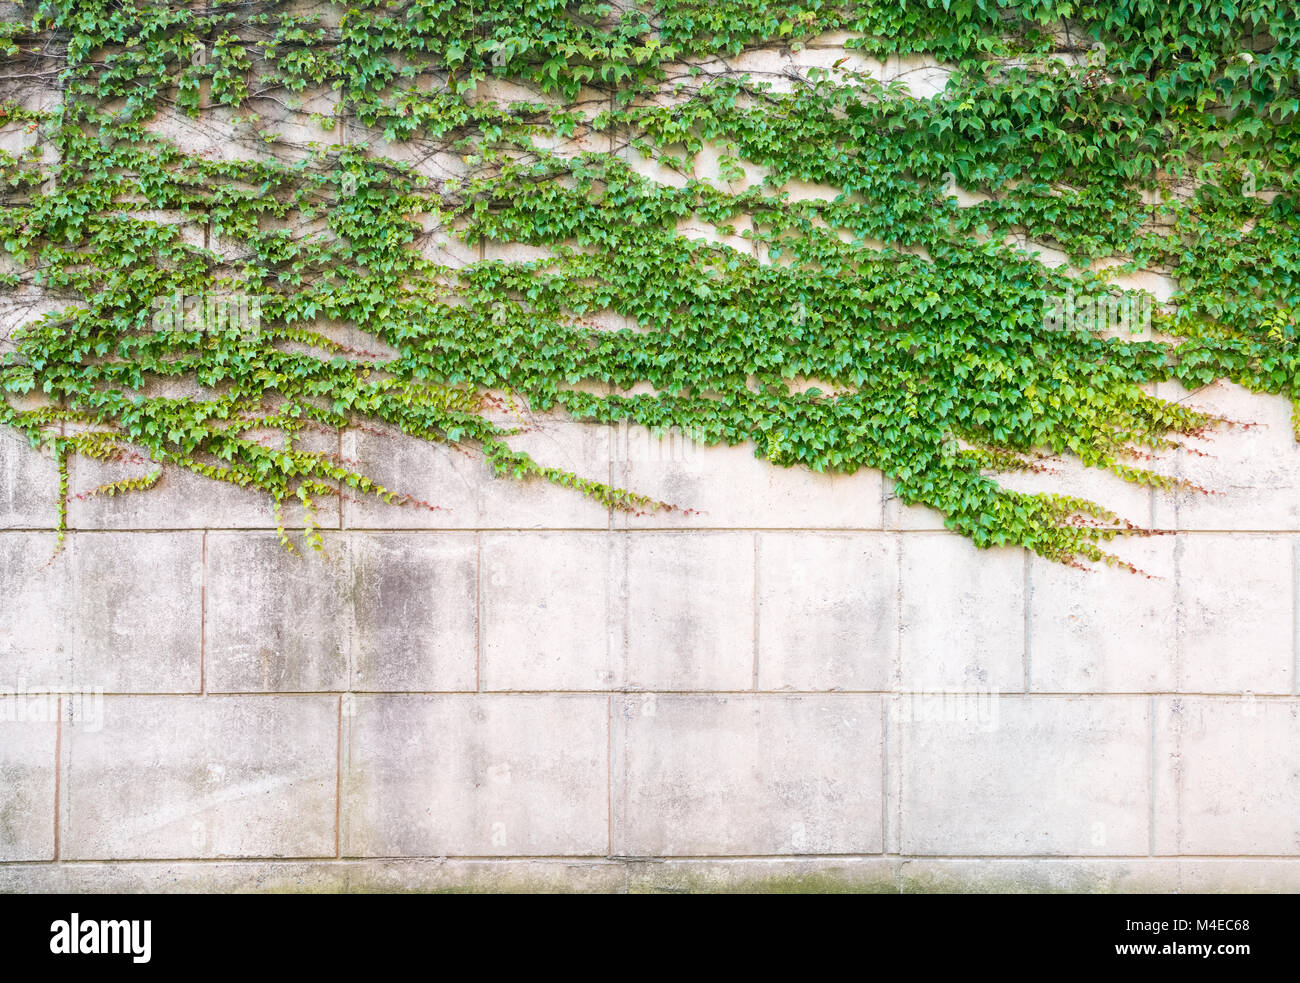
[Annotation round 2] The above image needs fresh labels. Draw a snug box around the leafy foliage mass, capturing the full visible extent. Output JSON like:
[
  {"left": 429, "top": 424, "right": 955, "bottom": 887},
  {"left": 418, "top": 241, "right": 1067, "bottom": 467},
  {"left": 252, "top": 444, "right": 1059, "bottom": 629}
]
[{"left": 1, "top": 0, "right": 1298, "bottom": 563}]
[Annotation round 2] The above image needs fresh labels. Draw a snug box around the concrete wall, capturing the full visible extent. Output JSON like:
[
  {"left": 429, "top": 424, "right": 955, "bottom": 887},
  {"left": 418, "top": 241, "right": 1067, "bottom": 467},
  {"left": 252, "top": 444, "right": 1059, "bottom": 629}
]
[
  {"left": 3, "top": 378, "right": 1300, "bottom": 893},
  {"left": 2, "top": 30, "right": 1300, "bottom": 893}
]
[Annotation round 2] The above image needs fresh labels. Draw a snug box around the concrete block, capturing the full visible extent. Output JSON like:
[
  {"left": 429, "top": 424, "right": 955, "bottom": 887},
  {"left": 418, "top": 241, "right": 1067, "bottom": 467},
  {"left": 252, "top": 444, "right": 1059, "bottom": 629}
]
[
  {"left": 795, "top": 47, "right": 883, "bottom": 78},
  {"left": 341, "top": 694, "right": 608, "bottom": 856},
  {"left": 626, "top": 857, "right": 900, "bottom": 894},
  {"left": 0, "top": 713, "right": 56, "bottom": 861},
  {"left": 883, "top": 477, "right": 945, "bottom": 530},
  {"left": 527, "top": 117, "right": 611, "bottom": 158},
  {"left": 995, "top": 454, "right": 1153, "bottom": 529},
  {"left": 343, "top": 121, "right": 469, "bottom": 184},
  {"left": 284, "top": 0, "right": 345, "bottom": 27},
  {"left": 63, "top": 403, "right": 341, "bottom": 532},
  {"left": 780, "top": 177, "right": 845, "bottom": 203},
  {"left": 0, "top": 857, "right": 627, "bottom": 893},
  {"left": 0, "top": 285, "right": 67, "bottom": 343},
  {"left": 898, "top": 858, "right": 1181, "bottom": 893},
  {"left": 145, "top": 106, "right": 265, "bottom": 165},
  {"left": 1176, "top": 535, "right": 1292, "bottom": 694},
  {"left": 672, "top": 214, "right": 755, "bottom": 255},
  {"left": 466, "top": 79, "right": 608, "bottom": 112},
  {"left": 614, "top": 437, "right": 882, "bottom": 529},
  {"left": 1028, "top": 536, "right": 1177, "bottom": 692},
  {"left": 803, "top": 30, "right": 864, "bottom": 48},
  {"left": 0, "top": 82, "right": 59, "bottom": 157},
  {"left": 307, "top": 320, "right": 401, "bottom": 361},
  {"left": 898, "top": 534, "right": 1025, "bottom": 691},
  {"left": 336, "top": 858, "right": 626, "bottom": 893},
  {"left": 724, "top": 47, "right": 796, "bottom": 82},
  {"left": 0, "top": 860, "right": 348, "bottom": 894},
  {"left": 1176, "top": 859, "right": 1300, "bottom": 892},
  {"left": 1152, "top": 380, "right": 1300, "bottom": 530},
  {"left": 0, "top": 532, "right": 201, "bottom": 693},
  {"left": 481, "top": 532, "right": 620, "bottom": 690},
  {"left": 146, "top": 83, "right": 339, "bottom": 167},
  {"left": 9, "top": 855, "right": 1300, "bottom": 893},
  {"left": 881, "top": 55, "right": 953, "bottom": 98},
  {"left": 613, "top": 694, "right": 883, "bottom": 856},
  {"left": 623, "top": 145, "right": 694, "bottom": 189},
  {"left": 68, "top": 532, "right": 203, "bottom": 692},
  {"left": 898, "top": 696, "right": 1150, "bottom": 855},
  {"left": 492, "top": 418, "right": 614, "bottom": 533},
  {"left": 68, "top": 455, "right": 338, "bottom": 530},
  {"left": 349, "top": 532, "right": 478, "bottom": 692},
  {"left": 1154, "top": 697, "right": 1300, "bottom": 855},
  {"left": 62, "top": 695, "right": 338, "bottom": 859},
  {"left": 1015, "top": 236, "right": 1071, "bottom": 269},
  {"left": 690, "top": 142, "right": 770, "bottom": 193},
  {"left": 0, "top": 532, "right": 70, "bottom": 688},
  {"left": 756, "top": 532, "right": 896, "bottom": 690},
  {"left": 205, "top": 532, "right": 349, "bottom": 693},
  {"left": 703, "top": 47, "right": 892, "bottom": 95},
  {"left": 480, "top": 241, "right": 569, "bottom": 264},
  {"left": 341, "top": 417, "right": 611, "bottom": 529},
  {"left": 257, "top": 86, "right": 344, "bottom": 153},
  {"left": 339, "top": 429, "right": 473, "bottom": 529},
  {"left": 415, "top": 227, "right": 480, "bottom": 268},
  {"left": 1107, "top": 269, "right": 1178, "bottom": 304},
  {"left": 624, "top": 533, "right": 754, "bottom": 691},
  {"left": 0, "top": 431, "right": 60, "bottom": 528}
]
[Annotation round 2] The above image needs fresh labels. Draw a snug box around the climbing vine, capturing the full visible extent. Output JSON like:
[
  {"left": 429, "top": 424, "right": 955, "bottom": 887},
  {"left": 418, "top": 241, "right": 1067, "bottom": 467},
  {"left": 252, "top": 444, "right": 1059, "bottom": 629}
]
[{"left": 1, "top": 0, "right": 1297, "bottom": 564}]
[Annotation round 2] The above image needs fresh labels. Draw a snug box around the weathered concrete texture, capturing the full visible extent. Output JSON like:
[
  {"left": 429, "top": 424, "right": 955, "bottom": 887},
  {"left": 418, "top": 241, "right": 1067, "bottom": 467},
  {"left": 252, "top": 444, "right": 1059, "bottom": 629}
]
[
  {"left": 613, "top": 694, "right": 883, "bottom": 856},
  {"left": 0, "top": 79, "right": 59, "bottom": 164},
  {"left": 898, "top": 696, "right": 1150, "bottom": 856},
  {"left": 622, "top": 857, "right": 901, "bottom": 894},
  {"left": 1154, "top": 698, "right": 1300, "bottom": 856},
  {"left": 146, "top": 85, "right": 341, "bottom": 166},
  {"left": 1174, "top": 859, "right": 1300, "bottom": 893},
  {"left": 341, "top": 694, "right": 608, "bottom": 857},
  {"left": 0, "top": 858, "right": 628, "bottom": 894},
  {"left": 350, "top": 533, "right": 479, "bottom": 692},
  {"left": 1028, "top": 537, "right": 1176, "bottom": 692},
  {"left": 756, "top": 532, "right": 896, "bottom": 690},
  {"left": 996, "top": 453, "right": 1153, "bottom": 529},
  {"left": 1154, "top": 381, "right": 1300, "bottom": 531},
  {"left": 671, "top": 47, "right": 949, "bottom": 99},
  {"left": 0, "top": 531, "right": 201, "bottom": 692},
  {"left": 205, "top": 533, "right": 350, "bottom": 693},
  {"left": 481, "top": 532, "right": 619, "bottom": 690},
  {"left": 67, "top": 440, "right": 338, "bottom": 531},
  {"left": 6, "top": 855, "right": 1300, "bottom": 893},
  {"left": 623, "top": 533, "right": 754, "bottom": 690},
  {"left": 0, "top": 533, "right": 70, "bottom": 688},
  {"left": 895, "top": 858, "right": 1182, "bottom": 894},
  {"left": 484, "top": 530, "right": 897, "bottom": 692},
  {"left": 4, "top": 443, "right": 1300, "bottom": 888},
  {"left": 613, "top": 436, "right": 883, "bottom": 529},
  {"left": 898, "top": 534, "right": 1024, "bottom": 690},
  {"left": 341, "top": 419, "right": 611, "bottom": 529},
  {"left": 206, "top": 531, "right": 478, "bottom": 692},
  {"left": 0, "top": 716, "right": 56, "bottom": 861},
  {"left": 0, "top": 433, "right": 59, "bottom": 528},
  {"left": 67, "top": 532, "right": 203, "bottom": 692},
  {"left": 1175, "top": 535, "right": 1293, "bottom": 694},
  {"left": 61, "top": 695, "right": 337, "bottom": 859}
]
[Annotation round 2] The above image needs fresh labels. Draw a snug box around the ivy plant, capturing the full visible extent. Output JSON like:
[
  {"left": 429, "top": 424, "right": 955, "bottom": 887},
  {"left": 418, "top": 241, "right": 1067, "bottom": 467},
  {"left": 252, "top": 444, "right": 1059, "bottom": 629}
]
[{"left": 1, "top": 0, "right": 1297, "bottom": 566}]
